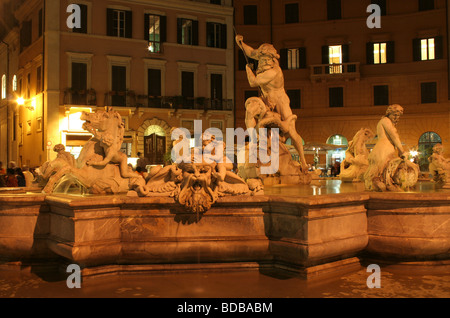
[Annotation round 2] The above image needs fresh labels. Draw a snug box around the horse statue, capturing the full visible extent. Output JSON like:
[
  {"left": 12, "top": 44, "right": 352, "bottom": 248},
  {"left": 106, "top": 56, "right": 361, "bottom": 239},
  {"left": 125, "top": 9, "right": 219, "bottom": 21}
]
[{"left": 39, "top": 107, "right": 145, "bottom": 195}]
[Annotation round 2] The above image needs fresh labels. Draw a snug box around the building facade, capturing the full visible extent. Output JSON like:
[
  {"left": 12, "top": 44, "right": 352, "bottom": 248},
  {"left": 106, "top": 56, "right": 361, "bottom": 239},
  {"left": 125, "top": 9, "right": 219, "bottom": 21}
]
[
  {"left": 234, "top": 0, "right": 450, "bottom": 170},
  {"left": 0, "top": 0, "right": 234, "bottom": 168}
]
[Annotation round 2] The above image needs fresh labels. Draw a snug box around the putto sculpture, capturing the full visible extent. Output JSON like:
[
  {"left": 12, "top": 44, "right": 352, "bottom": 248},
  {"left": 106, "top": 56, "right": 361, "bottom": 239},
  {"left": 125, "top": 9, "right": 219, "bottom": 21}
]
[
  {"left": 364, "top": 105, "right": 419, "bottom": 191},
  {"left": 428, "top": 143, "right": 450, "bottom": 188},
  {"left": 135, "top": 132, "right": 263, "bottom": 216},
  {"left": 235, "top": 35, "right": 311, "bottom": 185},
  {"left": 340, "top": 128, "right": 374, "bottom": 182}
]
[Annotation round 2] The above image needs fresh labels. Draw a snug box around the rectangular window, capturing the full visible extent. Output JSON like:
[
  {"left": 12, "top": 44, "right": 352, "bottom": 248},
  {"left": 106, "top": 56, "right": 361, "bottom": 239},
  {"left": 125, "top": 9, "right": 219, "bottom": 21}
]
[
  {"left": 421, "top": 38, "right": 435, "bottom": 60},
  {"left": 207, "top": 22, "right": 227, "bottom": 49},
  {"left": 367, "top": 42, "right": 394, "bottom": 64},
  {"left": 145, "top": 14, "right": 166, "bottom": 53},
  {"left": 371, "top": 0, "right": 386, "bottom": 16},
  {"left": 210, "top": 74, "right": 223, "bottom": 109},
  {"left": 374, "top": 43, "right": 387, "bottom": 64},
  {"left": 329, "top": 45, "right": 343, "bottom": 74},
  {"left": 27, "top": 74, "right": 31, "bottom": 99},
  {"left": 36, "top": 66, "right": 42, "bottom": 93},
  {"left": 243, "top": 5, "right": 258, "bottom": 25},
  {"left": 177, "top": 18, "right": 198, "bottom": 45},
  {"left": 413, "top": 37, "right": 442, "bottom": 61},
  {"left": 421, "top": 82, "right": 437, "bottom": 104},
  {"left": 148, "top": 69, "right": 162, "bottom": 108},
  {"left": 418, "top": 0, "right": 434, "bottom": 11},
  {"left": 182, "top": 71, "right": 195, "bottom": 108},
  {"left": 73, "top": 4, "right": 88, "bottom": 34},
  {"left": 287, "top": 89, "right": 301, "bottom": 109},
  {"left": 373, "top": 85, "right": 389, "bottom": 105},
  {"left": 280, "top": 48, "right": 306, "bottom": 70},
  {"left": 285, "top": 3, "right": 299, "bottom": 24},
  {"left": 71, "top": 62, "right": 87, "bottom": 104},
  {"left": 107, "top": 9, "right": 132, "bottom": 38},
  {"left": 38, "top": 9, "right": 43, "bottom": 37},
  {"left": 329, "top": 87, "right": 344, "bottom": 107},
  {"left": 20, "top": 20, "right": 32, "bottom": 52},
  {"left": 327, "top": 0, "right": 342, "bottom": 20},
  {"left": 1, "top": 75, "right": 5, "bottom": 99},
  {"left": 111, "top": 65, "right": 127, "bottom": 106},
  {"left": 288, "top": 49, "right": 300, "bottom": 69}
]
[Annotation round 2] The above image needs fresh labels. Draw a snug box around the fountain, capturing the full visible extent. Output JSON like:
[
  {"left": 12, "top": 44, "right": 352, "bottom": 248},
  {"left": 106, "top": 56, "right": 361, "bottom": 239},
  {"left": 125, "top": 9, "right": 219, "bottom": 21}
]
[{"left": 0, "top": 41, "right": 449, "bottom": 280}]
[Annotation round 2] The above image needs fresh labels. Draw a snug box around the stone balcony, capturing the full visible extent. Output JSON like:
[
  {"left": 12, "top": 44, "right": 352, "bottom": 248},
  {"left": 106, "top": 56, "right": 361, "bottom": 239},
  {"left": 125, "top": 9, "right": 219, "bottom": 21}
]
[{"left": 310, "top": 62, "right": 360, "bottom": 82}]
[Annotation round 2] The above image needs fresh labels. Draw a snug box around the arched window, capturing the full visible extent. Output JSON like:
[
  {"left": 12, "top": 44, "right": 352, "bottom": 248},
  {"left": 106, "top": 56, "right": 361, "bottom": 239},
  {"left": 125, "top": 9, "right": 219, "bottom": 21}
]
[
  {"left": 12, "top": 75, "right": 17, "bottom": 92},
  {"left": 418, "top": 132, "right": 442, "bottom": 171},
  {"left": 326, "top": 134, "right": 348, "bottom": 168},
  {"left": 1, "top": 74, "right": 6, "bottom": 99}
]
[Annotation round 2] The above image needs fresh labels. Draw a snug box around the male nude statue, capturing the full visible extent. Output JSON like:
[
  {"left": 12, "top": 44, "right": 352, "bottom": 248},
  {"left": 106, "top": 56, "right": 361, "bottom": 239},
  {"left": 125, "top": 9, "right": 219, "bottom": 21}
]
[{"left": 235, "top": 35, "right": 308, "bottom": 170}]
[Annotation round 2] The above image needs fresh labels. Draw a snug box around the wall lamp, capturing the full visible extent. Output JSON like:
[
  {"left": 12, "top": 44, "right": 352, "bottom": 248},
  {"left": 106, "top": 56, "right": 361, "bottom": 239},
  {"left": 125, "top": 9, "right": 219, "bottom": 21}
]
[{"left": 17, "top": 97, "right": 35, "bottom": 111}]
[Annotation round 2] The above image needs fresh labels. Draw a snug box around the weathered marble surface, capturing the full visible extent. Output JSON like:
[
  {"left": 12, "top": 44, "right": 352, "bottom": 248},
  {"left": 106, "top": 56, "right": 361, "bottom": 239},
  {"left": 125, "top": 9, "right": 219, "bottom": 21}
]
[
  {"left": 1, "top": 188, "right": 449, "bottom": 276},
  {"left": 236, "top": 35, "right": 311, "bottom": 185},
  {"left": 364, "top": 105, "right": 419, "bottom": 191},
  {"left": 428, "top": 143, "right": 450, "bottom": 189}
]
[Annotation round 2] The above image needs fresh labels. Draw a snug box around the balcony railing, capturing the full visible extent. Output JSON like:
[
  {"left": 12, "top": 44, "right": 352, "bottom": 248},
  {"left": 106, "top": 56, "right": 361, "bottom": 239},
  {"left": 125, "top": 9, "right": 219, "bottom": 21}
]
[
  {"left": 103, "top": 91, "right": 233, "bottom": 111},
  {"left": 310, "top": 62, "right": 360, "bottom": 82},
  {"left": 63, "top": 88, "right": 97, "bottom": 106}
]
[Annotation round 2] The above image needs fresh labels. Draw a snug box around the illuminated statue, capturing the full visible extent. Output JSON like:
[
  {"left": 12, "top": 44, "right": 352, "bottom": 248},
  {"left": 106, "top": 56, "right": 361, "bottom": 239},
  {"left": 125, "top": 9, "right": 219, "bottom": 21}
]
[{"left": 364, "top": 105, "right": 419, "bottom": 191}]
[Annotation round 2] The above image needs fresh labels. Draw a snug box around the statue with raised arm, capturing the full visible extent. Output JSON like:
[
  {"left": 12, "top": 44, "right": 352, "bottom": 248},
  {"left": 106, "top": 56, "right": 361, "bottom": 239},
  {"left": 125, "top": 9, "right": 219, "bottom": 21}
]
[
  {"left": 236, "top": 34, "right": 310, "bottom": 184},
  {"left": 364, "top": 105, "right": 419, "bottom": 191}
]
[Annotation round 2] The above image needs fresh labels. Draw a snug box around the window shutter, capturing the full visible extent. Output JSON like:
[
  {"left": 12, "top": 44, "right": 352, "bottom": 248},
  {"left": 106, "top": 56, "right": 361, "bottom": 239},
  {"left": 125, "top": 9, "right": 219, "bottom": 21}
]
[
  {"left": 144, "top": 14, "right": 149, "bottom": 41},
  {"left": 177, "top": 18, "right": 182, "bottom": 44},
  {"left": 366, "top": 42, "right": 374, "bottom": 65},
  {"left": 107, "top": 9, "right": 114, "bottom": 36},
  {"left": 412, "top": 38, "right": 421, "bottom": 61},
  {"left": 279, "top": 49, "right": 288, "bottom": 70},
  {"left": 206, "top": 22, "right": 214, "bottom": 47},
  {"left": 434, "top": 36, "right": 443, "bottom": 59},
  {"left": 299, "top": 47, "right": 307, "bottom": 69},
  {"left": 125, "top": 11, "right": 132, "bottom": 38},
  {"left": 322, "top": 45, "right": 329, "bottom": 64},
  {"left": 160, "top": 16, "right": 167, "bottom": 43},
  {"left": 221, "top": 24, "right": 227, "bottom": 49},
  {"left": 342, "top": 44, "right": 350, "bottom": 63},
  {"left": 192, "top": 20, "right": 199, "bottom": 46},
  {"left": 386, "top": 41, "right": 395, "bottom": 63}
]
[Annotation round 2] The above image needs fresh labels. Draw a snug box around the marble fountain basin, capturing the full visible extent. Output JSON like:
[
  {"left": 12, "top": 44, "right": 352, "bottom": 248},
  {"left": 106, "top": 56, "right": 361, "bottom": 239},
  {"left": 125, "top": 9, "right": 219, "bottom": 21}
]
[{"left": 0, "top": 181, "right": 449, "bottom": 278}]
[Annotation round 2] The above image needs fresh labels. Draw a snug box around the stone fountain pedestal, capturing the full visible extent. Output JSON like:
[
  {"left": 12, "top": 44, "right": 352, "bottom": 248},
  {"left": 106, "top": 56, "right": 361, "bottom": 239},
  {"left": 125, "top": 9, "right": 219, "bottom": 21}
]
[{"left": 1, "top": 186, "right": 449, "bottom": 278}]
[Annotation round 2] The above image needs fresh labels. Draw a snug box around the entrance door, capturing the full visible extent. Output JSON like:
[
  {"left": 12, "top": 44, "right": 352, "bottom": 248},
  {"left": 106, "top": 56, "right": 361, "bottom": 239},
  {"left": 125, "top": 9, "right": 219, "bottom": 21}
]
[{"left": 144, "top": 133, "right": 166, "bottom": 164}]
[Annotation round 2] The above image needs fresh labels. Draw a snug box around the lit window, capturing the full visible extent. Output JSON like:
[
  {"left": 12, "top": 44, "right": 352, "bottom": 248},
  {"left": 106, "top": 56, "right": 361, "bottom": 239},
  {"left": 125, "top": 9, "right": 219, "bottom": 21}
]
[
  {"left": 114, "top": 10, "right": 126, "bottom": 37},
  {"left": 329, "top": 45, "right": 342, "bottom": 74},
  {"left": 181, "top": 19, "right": 193, "bottom": 45},
  {"left": 1, "top": 74, "right": 6, "bottom": 99},
  {"left": 373, "top": 43, "right": 387, "bottom": 64},
  {"left": 12, "top": 75, "right": 17, "bottom": 92},
  {"left": 288, "top": 49, "right": 300, "bottom": 70},
  {"left": 147, "top": 15, "right": 161, "bottom": 53},
  {"left": 421, "top": 38, "right": 435, "bottom": 60}
]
